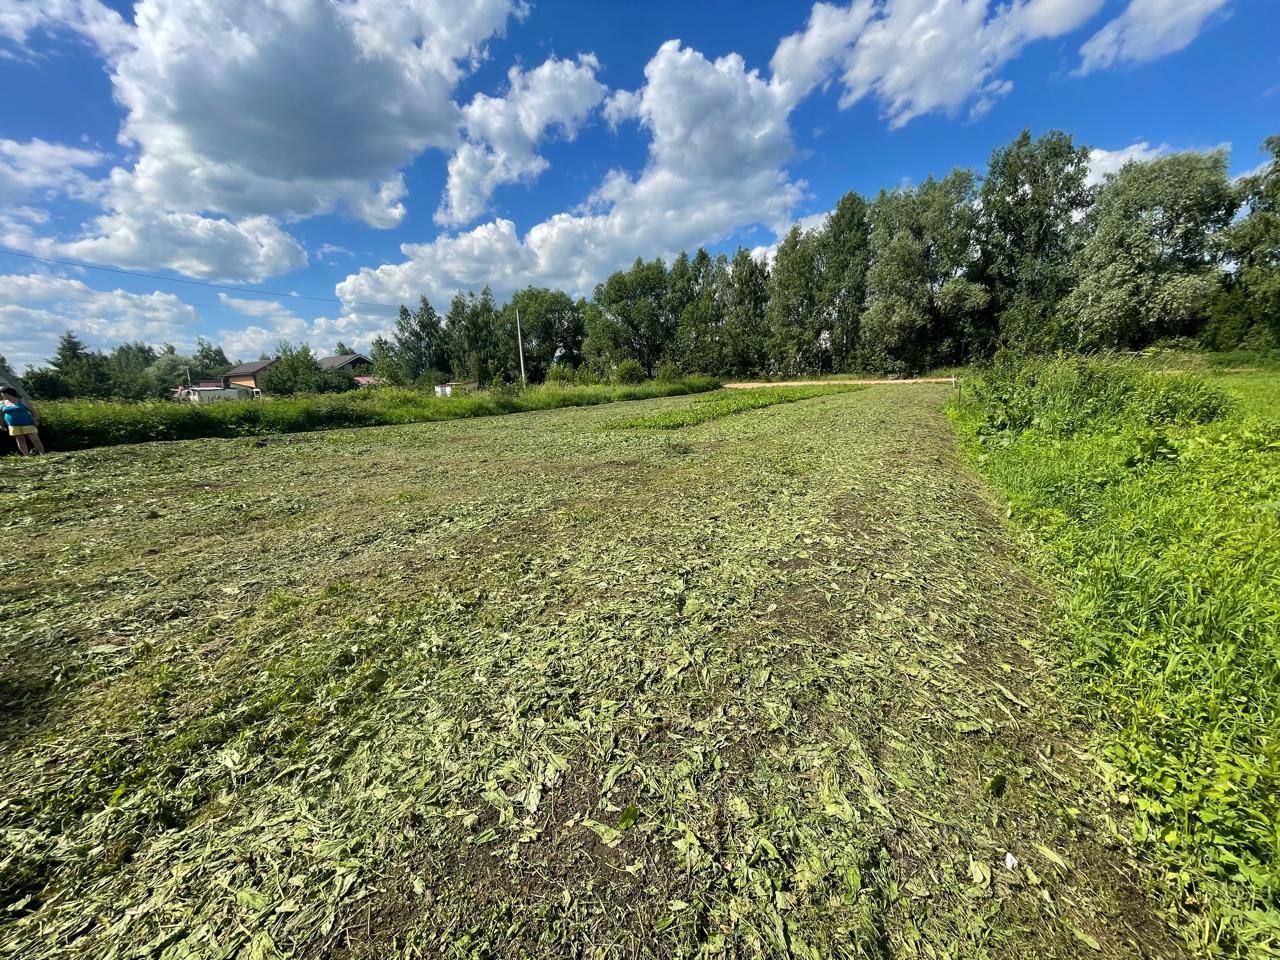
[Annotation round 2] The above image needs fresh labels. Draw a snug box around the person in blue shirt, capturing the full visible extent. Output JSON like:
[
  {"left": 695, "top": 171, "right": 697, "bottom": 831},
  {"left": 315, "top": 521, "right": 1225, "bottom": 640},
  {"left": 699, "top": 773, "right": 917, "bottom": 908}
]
[{"left": 2, "top": 387, "right": 46, "bottom": 455}]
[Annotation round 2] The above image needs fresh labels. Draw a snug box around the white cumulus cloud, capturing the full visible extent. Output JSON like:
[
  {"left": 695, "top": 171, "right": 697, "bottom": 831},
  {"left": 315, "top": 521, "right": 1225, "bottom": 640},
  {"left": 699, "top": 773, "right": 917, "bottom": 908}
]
[
  {"left": 217, "top": 295, "right": 395, "bottom": 360},
  {"left": 340, "top": 38, "right": 806, "bottom": 311},
  {"left": 0, "top": 273, "right": 200, "bottom": 368},
  {"left": 782, "top": 0, "right": 1106, "bottom": 128},
  {"left": 1085, "top": 140, "right": 1169, "bottom": 186},
  {"left": 1078, "top": 0, "right": 1229, "bottom": 74},
  {"left": 0, "top": 0, "right": 132, "bottom": 58},
  {"left": 0, "top": 0, "right": 525, "bottom": 282},
  {"left": 437, "top": 54, "right": 607, "bottom": 226},
  {"left": 0, "top": 137, "right": 107, "bottom": 205},
  {"left": 101, "top": 0, "right": 523, "bottom": 227},
  {"left": 59, "top": 210, "right": 309, "bottom": 282}
]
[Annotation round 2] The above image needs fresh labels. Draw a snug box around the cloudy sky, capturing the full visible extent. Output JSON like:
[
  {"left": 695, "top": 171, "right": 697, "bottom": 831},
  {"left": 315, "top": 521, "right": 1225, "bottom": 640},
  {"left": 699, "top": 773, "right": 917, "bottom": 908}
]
[{"left": 0, "top": 0, "right": 1275, "bottom": 368}]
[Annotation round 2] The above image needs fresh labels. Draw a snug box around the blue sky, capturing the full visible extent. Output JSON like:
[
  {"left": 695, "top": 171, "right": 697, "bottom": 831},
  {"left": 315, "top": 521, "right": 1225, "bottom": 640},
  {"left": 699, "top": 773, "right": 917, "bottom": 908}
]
[{"left": 0, "top": 0, "right": 1275, "bottom": 368}]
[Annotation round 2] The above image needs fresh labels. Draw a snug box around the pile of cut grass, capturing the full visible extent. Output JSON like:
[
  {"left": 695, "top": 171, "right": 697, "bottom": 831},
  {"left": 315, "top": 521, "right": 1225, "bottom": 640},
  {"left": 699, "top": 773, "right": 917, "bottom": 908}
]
[
  {"left": 953, "top": 354, "right": 1280, "bottom": 956},
  {"left": 27, "top": 376, "right": 722, "bottom": 451},
  {"left": 612, "top": 384, "right": 862, "bottom": 429}
]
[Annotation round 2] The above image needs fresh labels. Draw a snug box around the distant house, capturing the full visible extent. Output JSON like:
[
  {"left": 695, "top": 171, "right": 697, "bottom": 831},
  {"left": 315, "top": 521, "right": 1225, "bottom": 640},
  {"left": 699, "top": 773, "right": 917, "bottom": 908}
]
[
  {"left": 222, "top": 359, "right": 276, "bottom": 391},
  {"left": 435, "top": 380, "right": 479, "bottom": 398},
  {"left": 317, "top": 353, "right": 373, "bottom": 373}
]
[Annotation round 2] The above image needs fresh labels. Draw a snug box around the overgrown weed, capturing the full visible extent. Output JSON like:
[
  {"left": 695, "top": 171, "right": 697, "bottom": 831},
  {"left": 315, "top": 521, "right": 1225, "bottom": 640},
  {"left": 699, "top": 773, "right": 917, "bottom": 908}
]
[{"left": 953, "top": 355, "right": 1280, "bottom": 956}]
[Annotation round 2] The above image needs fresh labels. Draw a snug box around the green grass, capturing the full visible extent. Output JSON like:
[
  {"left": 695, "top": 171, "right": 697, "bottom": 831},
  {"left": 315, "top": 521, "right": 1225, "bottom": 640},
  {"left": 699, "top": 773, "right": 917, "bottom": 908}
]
[
  {"left": 952, "top": 356, "right": 1280, "bottom": 957},
  {"left": 1207, "top": 371, "right": 1280, "bottom": 419},
  {"left": 24, "top": 376, "right": 722, "bottom": 452},
  {"left": 0, "top": 385, "right": 1187, "bottom": 958},
  {"left": 611, "top": 384, "right": 863, "bottom": 429}
]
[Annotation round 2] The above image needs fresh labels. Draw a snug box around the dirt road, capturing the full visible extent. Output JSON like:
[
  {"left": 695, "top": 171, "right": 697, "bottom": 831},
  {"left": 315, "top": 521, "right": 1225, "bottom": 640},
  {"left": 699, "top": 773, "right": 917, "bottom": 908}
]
[{"left": 726, "top": 376, "right": 958, "bottom": 388}]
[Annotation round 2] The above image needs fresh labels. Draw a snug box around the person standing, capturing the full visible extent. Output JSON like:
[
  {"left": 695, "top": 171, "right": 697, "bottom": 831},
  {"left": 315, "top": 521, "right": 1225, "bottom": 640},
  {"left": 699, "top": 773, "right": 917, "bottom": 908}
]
[{"left": 2, "top": 387, "right": 46, "bottom": 455}]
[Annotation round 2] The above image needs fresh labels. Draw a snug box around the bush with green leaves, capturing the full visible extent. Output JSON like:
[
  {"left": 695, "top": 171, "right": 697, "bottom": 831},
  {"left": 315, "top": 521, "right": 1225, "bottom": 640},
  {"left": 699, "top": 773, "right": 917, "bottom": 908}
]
[
  {"left": 654, "top": 359, "right": 681, "bottom": 382},
  {"left": 964, "top": 353, "right": 1233, "bottom": 436},
  {"left": 953, "top": 358, "right": 1279, "bottom": 955},
  {"left": 614, "top": 359, "right": 646, "bottom": 385}
]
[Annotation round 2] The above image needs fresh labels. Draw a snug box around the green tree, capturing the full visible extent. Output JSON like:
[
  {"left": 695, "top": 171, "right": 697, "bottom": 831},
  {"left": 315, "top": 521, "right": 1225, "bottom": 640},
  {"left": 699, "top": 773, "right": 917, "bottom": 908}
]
[
  {"left": 586, "top": 258, "right": 674, "bottom": 377},
  {"left": 334, "top": 339, "right": 352, "bottom": 356},
  {"left": 1060, "top": 150, "right": 1237, "bottom": 349},
  {"left": 503, "top": 287, "right": 584, "bottom": 381},
  {"left": 446, "top": 287, "right": 510, "bottom": 384},
  {"left": 191, "top": 338, "right": 232, "bottom": 379},
  {"left": 1206, "top": 135, "right": 1280, "bottom": 348},
  {"left": 675, "top": 248, "right": 729, "bottom": 374},
  {"left": 106, "top": 341, "right": 160, "bottom": 399},
  {"left": 722, "top": 248, "right": 770, "bottom": 376},
  {"left": 819, "top": 192, "right": 872, "bottom": 371},
  {"left": 41, "top": 331, "right": 112, "bottom": 397},
  {"left": 369, "top": 336, "right": 405, "bottom": 384},
  {"left": 666, "top": 251, "right": 697, "bottom": 329},
  {"left": 393, "top": 295, "right": 449, "bottom": 383},
  {"left": 145, "top": 349, "right": 193, "bottom": 396},
  {"left": 860, "top": 171, "right": 988, "bottom": 373},
  {"left": 766, "top": 225, "right": 823, "bottom": 375},
  {"left": 976, "top": 129, "right": 1092, "bottom": 352},
  {"left": 260, "top": 342, "right": 355, "bottom": 395}
]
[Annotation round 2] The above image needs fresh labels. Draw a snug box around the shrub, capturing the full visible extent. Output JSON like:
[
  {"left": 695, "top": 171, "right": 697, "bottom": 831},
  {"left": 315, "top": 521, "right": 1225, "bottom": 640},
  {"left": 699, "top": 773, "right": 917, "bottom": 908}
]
[
  {"left": 654, "top": 360, "right": 681, "bottom": 383},
  {"left": 544, "top": 364, "right": 575, "bottom": 385},
  {"left": 615, "top": 359, "right": 646, "bottom": 385},
  {"left": 964, "top": 352, "right": 1233, "bottom": 437}
]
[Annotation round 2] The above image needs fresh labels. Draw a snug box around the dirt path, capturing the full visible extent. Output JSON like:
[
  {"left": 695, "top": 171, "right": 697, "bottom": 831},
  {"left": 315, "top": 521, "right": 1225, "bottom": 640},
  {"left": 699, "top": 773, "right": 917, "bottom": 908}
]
[
  {"left": 726, "top": 376, "right": 958, "bottom": 388},
  {"left": 0, "top": 386, "right": 1183, "bottom": 959}
]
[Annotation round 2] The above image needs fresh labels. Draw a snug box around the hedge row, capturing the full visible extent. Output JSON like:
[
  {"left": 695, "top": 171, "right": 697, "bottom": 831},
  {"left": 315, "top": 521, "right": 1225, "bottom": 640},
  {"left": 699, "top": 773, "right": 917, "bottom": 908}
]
[{"left": 25, "top": 377, "right": 722, "bottom": 452}]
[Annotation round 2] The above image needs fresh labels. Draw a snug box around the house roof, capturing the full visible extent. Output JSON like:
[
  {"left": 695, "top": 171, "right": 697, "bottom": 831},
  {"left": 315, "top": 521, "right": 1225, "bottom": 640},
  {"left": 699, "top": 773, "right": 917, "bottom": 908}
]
[
  {"left": 223, "top": 359, "right": 276, "bottom": 376},
  {"left": 317, "top": 353, "right": 371, "bottom": 370}
]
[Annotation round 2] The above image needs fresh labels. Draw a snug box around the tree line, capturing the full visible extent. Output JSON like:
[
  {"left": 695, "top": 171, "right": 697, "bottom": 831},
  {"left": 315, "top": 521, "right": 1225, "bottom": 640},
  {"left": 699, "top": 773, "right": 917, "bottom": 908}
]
[
  {"left": 13, "top": 128, "right": 1278, "bottom": 399},
  {"left": 374, "top": 128, "right": 1279, "bottom": 385},
  {"left": 13, "top": 334, "right": 235, "bottom": 400}
]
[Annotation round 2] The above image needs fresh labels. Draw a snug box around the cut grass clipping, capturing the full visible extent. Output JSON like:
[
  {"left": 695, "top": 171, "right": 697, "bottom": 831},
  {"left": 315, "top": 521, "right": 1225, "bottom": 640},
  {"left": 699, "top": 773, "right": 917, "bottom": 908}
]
[
  {"left": 1, "top": 383, "right": 1188, "bottom": 958},
  {"left": 612, "top": 384, "right": 864, "bottom": 429},
  {"left": 28, "top": 375, "right": 721, "bottom": 451},
  {"left": 952, "top": 354, "right": 1280, "bottom": 957}
]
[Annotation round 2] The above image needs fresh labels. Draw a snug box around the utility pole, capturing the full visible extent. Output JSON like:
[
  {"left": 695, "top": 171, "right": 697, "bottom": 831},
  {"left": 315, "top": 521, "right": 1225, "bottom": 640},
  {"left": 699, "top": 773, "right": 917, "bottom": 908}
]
[{"left": 515, "top": 305, "right": 527, "bottom": 386}]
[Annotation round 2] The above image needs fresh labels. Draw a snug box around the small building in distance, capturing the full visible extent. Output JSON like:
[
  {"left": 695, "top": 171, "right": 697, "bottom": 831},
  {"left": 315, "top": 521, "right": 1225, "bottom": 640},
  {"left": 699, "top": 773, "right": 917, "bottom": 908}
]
[
  {"left": 435, "top": 380, "right": 479, "bottom": 398},
  {"left": 222, "top": 359, "right": 276, "bottom": 391},
  {"left": 176, "top": 383, "right": 259, "bottom": 403},
  {"left": 317, "top": 353, "right": 373, "bottom": 374}
]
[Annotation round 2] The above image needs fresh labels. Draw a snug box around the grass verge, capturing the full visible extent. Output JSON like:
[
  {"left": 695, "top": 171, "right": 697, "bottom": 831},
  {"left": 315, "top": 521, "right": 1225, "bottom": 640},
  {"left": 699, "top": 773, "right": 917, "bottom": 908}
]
[
  {"left": 25, "top": 376, "right": 722, "bottom": 452},
  {"left": 951, "top": 354, "right": 1280, "bottom": 957}
]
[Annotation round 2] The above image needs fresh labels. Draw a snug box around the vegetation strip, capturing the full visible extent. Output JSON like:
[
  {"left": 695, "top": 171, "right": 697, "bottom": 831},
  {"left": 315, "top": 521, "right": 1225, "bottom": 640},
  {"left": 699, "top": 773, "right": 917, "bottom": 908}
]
[
  {"left": 28, "top": 376, "right": 720, "bottom": 451},
  {"left": 952, "top": 356, "right": 1280, "bottom": 956},
  {"left": 1, "top": 385, "right": 1190, "bottom": 958},
  {"left": 611, "top": 384, "right": 863, "bottom": 429}
]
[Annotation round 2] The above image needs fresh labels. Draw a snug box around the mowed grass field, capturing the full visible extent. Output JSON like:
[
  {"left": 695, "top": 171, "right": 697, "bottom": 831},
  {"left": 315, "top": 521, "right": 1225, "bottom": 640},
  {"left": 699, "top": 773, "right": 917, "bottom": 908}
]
[{"left": 2, "top": 385, "right": 1188, "bottom": 958}]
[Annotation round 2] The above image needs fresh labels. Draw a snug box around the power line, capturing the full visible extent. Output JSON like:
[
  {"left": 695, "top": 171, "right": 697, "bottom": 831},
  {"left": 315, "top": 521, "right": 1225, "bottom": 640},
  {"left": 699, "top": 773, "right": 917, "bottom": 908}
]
[{"left": 0, "top": 247, "right": 403, "bottom": 311}]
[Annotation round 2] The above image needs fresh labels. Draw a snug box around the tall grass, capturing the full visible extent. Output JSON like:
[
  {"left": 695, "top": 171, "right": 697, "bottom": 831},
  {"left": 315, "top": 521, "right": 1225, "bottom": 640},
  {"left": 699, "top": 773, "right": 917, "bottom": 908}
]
[
  {"left": 29, "top": 377, "right": 722, "bottom": 452},
  {"left": 953, "top": 355, "right": 1280, "bottom": 956}
]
